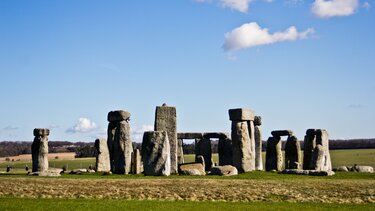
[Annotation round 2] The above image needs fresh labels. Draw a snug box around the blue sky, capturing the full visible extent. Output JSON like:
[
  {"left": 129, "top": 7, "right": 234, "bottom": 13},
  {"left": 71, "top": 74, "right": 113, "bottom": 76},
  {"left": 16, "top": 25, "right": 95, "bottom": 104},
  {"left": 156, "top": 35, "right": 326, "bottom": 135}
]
[{"left": 0, "top": 0, "right": 374, "bottom": 142}]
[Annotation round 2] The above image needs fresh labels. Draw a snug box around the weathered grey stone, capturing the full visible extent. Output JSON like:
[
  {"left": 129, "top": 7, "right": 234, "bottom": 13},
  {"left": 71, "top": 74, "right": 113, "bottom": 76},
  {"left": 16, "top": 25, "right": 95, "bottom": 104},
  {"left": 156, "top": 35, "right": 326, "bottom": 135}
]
[
  {"left": 203, "top": 132, "right": 229, "bottom": 139},
  {"left": 353, "top": 165, "right": 374, "bottom": 173},
  {"left": 271, "top": 130, "right": 293, "bottom": 137},
  {"left": 177, "top": 133, "right": 203, "bottom": 140},
  {"left": 281, "top": 169, "right": 335, "bottom": 176},
  {"left": 303, "top": 130, "right": 316, "bottom": 170},
  {"left": 254, "top": 125, "right": 263, "bottom": 171},
  {"left": 231, "top": 120, "right": 255, "bottom": 173},
  {"left": 113, "top": 120, "right": 133, "bottom": 174},
  {"left": 142, "top": 131, "right": 171, "bottom": 176},
  {"left": 107, "top": 122, "right": 116, "bottom": 171},
  {"left": 155, "top": 105, "right": 177, "bottom": 174},
  {"left": 306, "top": 128, "right": 317, "bottom": 136},
  {"left": 69, "top": 169, "right": 88, "bottom": 174},
  {"left": 229, "top": 108, "right": 254, "bottom": 121},
  {"left": 285, "top": 135, "right": 301, "bottom": 169},
  {"left": 254, "top": 116, "right": 262, "bottom": 126},
  {"left": 210, "top": 165, "right": 238, "bottom": 176},
  {"left": 177, "top": 139, "right": 184, "bottom": 164},
  {"left": 196, "top": 155, "right": 205, "bottom": 169},
  {"left": 218, "top": 138, "right": 233, "bottom": 166},
  {"left": 178, "top": 163, "right": 205, "bottom": 175},
  {"left": 195, "top": 138, "right": 212, "bottom": 171},
  {"left": 32, "top": 128, "right": 49, "bottom": 173},
  {"left": 266, "top": 136, "right": 283, "bottom": 171},
  {"left": 95, "top": 138, "right": 110, "bottom": 172},
  {"left": 312, "top": 129, "right": 331, "bottom": 171},
  {"left": 107, "top": 110, "right": 131, "bottom": 122},
  {"left": 336, "top": 166, "right": 349, "bottom": 172},
  {"left": 131, "top": 149, "right": 142, "bottom": 174}
]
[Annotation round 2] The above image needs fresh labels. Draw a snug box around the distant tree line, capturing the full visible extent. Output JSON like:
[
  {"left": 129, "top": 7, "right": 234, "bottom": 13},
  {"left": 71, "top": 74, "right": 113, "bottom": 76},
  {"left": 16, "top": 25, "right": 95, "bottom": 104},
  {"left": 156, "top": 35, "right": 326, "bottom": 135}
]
[{"left": 1, "top": 138, "right": 375, "bottom": 157}]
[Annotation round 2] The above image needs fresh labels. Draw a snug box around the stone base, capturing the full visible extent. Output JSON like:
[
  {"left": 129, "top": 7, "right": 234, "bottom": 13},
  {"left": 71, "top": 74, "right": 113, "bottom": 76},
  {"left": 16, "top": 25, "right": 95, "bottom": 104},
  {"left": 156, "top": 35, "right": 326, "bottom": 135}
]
[
  {"left": 210, "top": 165, "right": 238, "bottom": 176},
  {"left": 281, "top": 169, "right": 335, "bottom": 176},
  {"left": 28, "top": 168, "right": 62, "bottom": 177}
]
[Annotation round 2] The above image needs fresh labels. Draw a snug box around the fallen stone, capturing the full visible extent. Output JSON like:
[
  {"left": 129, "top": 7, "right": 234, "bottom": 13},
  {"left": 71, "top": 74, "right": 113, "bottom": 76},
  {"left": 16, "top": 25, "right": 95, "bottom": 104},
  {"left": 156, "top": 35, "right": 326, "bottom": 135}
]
[
  {"left": 69, "top": 169, "right": 88, "bottom": 174},
  {"left": 28, "top": 168, "right": 62, "bottom": 177},
  {"left": 210, "top": 165, "right": 238, "bottom": 176},
  {"left": 353, "top": 165, "right": 374, "bottom": 173},
  {"left": 335, "top": 166, "right": 349, "bottom": 172},
  {"left": 229, "top": 108, "right": 254, "bottom": 121},
  {"left": 271, "top": 130, "right": 293, "bottom": 137},
  {"left": 178, "top": 163, "right": 205, "bottom": 175},
  {"left": 142, "top": 131, "right": 171, "bottom": 176},
  {"left": 281, "top": 169, "right": 335, "bottom": 176},
  {"left": 107, "top": 110, "right": 131, "bottom": 122}
]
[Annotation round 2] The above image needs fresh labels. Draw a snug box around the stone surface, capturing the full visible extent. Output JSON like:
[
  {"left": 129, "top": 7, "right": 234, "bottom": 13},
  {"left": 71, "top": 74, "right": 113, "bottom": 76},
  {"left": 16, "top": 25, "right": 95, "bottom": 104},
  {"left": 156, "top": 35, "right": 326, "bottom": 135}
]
[
  {"left": 107, "top": 122, "right": 116, "bottom": 172},
  {"left": 178, "top": 163, "right": 205, "bottom": 175},
  {"left": 265, "top": 136, "right": 283, "bottom": 171},
  {"left": 303, "top": 130, "right": 316, "bottom": 170},
  {"left": 254, "top": 116, "right": 262, "bottom": 126},
  {"left": 218, "top": 138, "right": 233, "bottom": 166},
  {"left": 282, "top": 169, "right": 335, "bottom": 176},
  {"left": 107, "top": 110, "right": 131, "bottom": 122},
  {"left": 131, "top": 149, "right": 142, "bottom": 174},
  {"left": 142, "top": 131, "right": 171, "bottom": 176},
  {"left": 69, "top": 169, "right": 88, "bottom": 174},
  {"left": 254, "top": 125, "right": 263, "bottom": 170},
  {"left": 229, "top": 108, "right": 254, "bottom": 121},
  {"left": 28, "top": 168, "right": 62, "bottom": 177},
  {"left": 154, "top": 105, "right": 177, "bottom": 174},
  {"left": 95, "top": 138, "right": 110, "bottom": 172},
  {"left": 195, "top": 138, "right": 212, "bottom": 171},
  {"left": 177, "top": 133, "right": 203, "bottom": 140},
  {"left": 313, "top": 129, "right": 332, "bottom": 171},
  {"left": 231, "top": 120, "right": 255, "bottom": 173},
  {"left": 336, "top": 166, "right": 349, "bottom": 172},
  {"left": 284, "top": 135, "right": 301, "bottom": 169},
  {"left": 177, "top": 139, "right": 184, "bottom": 164},
  {"left": 210, "top": 165, "right": 238, "bottom": 176},
  {"left": 203, "top": 132, "right": 229, "bottom": 139},
  {"left": 271, "top": 130, "right": 293, "bottom": 137},
  {"left": 196, "top": 155, "right": 205, "bottom": 169},
  {"left": 113, "top": 120, "right": 133, "bottom": 174},
  {"left": 32, "top": 128, "right": 49, "bottom": 172},
  {"left": 353, "top": 165, "right": 374, "bottom": 173}
]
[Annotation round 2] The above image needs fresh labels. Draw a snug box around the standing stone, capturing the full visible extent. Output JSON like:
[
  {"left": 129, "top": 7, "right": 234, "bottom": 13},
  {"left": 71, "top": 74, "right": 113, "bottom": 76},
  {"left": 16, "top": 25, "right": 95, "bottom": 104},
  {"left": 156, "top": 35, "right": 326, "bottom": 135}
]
[
  {"left": 32, "top": 128, "right": 49, "bottom": 172},
  {"left": 195, "top": 138, "right": 212, "bottom": 171},
  {"left": 313, "top": 129, "right": 332, "bottom": 171},
  {"left": 95, "top": 138, "right": 110, "bottom": 172},
  {"left": 218, "top": 138, "right": 233, "bottom": 166},
  {"left": 177, "top": 139, "right": 184, "bottom": 164},
  {"left": 142, "top": 131, "right": 171, "bottom": 176},
  {"left": 254, "top": 116, "right": 263, "bottom": 171},
  {"left": 154, "top": 104, "right": 177, "bottom": 174},
  {"left": 285, "top": 136, "right": 301, "bottom": 169},
  {"left": 107, "top": 122, "right": 116, "bottom": 171},
  {"left": 131, "top": 149, "right": 141, "bottom": 174},
  {"left": 303, "top": 129, "right": 316, "bottom": 170},
  {"left": 265, "top": 136, "right": 283, "bottom": 171},
  {"left": 113, "top": 120, "right": 133, "bottom": 174}
]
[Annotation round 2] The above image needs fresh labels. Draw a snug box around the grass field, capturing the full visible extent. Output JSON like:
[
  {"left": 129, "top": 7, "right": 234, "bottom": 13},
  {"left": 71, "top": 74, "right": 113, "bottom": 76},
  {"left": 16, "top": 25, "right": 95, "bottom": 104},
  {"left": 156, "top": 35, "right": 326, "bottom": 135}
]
[{"left": 0, "top": 149, "right": 374, "bottom": 210}]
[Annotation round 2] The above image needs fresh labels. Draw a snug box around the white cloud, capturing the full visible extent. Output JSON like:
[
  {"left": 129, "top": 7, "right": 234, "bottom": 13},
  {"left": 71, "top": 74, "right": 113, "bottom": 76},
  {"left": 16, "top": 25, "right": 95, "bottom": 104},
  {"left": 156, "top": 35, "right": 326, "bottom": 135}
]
[
  {"left": 312, "top": 0, "right": 359, "bottom": 18},
  {"left": 363, "top": 1, "right": 371, "bottom": 10},
  {"left": 132, "top": 124, "right": 154, "bottom": 143},
  {"left": 220, "top": 0, "right": 254, "bottom": 13},
  {"left": 66, "top": 117, "right": 98, "bottom": 133},
  {"left": 223, "top": 22, "right": 314, "bottom": 51}
]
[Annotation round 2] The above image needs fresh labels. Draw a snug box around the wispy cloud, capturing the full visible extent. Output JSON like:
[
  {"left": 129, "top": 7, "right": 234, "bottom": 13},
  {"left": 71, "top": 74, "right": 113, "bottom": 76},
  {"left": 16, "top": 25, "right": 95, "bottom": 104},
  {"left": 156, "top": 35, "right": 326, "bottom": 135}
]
[
  {"left": 193, "top": 0, "right": 271, "bottom": 13},
  {"left": 49, "top": 124, "right": 60, "bottom": 129},
  {"left": 3, "top": 125, "right": 19, "bottom": 130},
  {"left": 348, "top": 104, "right": 365, "bottom": 108},
  {"left": 66, "top": 117, "right": 98, "bottom": 133},
  {"left": 223, "top": 22, "right": 314, "bottom": 52},
  {"left": 312, "top": 0, "right": 359, "bottom": 18}
]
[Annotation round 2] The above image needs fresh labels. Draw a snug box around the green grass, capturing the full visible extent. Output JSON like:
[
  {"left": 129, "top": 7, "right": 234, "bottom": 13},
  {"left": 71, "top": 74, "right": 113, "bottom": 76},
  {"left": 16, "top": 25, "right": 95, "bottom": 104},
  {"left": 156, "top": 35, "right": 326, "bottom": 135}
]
[{"left": 0, "top": 197, "right": 373, "bottom": 211}]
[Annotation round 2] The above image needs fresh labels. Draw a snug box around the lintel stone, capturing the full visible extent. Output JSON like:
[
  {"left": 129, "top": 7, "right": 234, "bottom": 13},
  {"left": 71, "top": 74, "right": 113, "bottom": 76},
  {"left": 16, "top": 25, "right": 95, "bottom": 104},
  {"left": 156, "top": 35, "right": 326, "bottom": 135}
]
[
  {"left": 228, "top": 108, "right": 254, "bottom": 121},
  {"left": 177, "top": 133, "right": 203, "bottom": 140},
  {"left": 271, "top": 130, "right": 293, "bottom": 137},
  {"left": 107, "top": 110, "right": 131, "bottom": 122}
]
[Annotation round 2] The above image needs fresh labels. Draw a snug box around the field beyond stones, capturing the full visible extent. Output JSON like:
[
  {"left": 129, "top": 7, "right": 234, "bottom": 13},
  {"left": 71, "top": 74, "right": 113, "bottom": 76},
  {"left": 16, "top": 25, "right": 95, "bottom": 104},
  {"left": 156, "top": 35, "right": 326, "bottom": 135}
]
[{"left": 0, "top": 149, "right": 374, "bottom": 210}]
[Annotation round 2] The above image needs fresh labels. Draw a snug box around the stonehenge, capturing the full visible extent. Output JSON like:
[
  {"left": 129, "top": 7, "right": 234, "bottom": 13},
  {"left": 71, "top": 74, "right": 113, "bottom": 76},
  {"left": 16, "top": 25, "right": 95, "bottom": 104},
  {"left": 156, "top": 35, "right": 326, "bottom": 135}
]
[
  {"left": 32, "top": 128, "right": 49, "bottom": 172},
  {"left": 95, "top": 138, "right": 110, "bottom": 172},
  {"left": 303, "top": 129, "right": 332, "bottom": 171},
  {"left": 285, "top": 135, "right": 301, "bottom": 169},
  {"left": 229, "top": 108, "right": 256, "bottom": 173}
]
